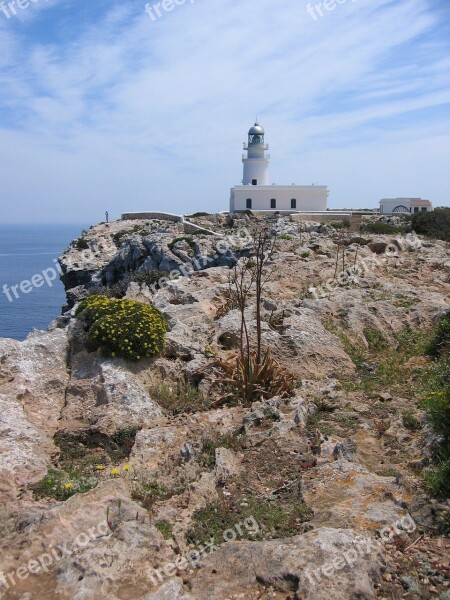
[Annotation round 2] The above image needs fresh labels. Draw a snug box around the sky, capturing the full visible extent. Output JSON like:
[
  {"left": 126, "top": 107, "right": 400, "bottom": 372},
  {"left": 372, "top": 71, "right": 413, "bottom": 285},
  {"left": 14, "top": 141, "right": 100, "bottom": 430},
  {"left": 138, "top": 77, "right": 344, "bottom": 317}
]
[{"left": 0, "top": 0, "right": 449, "bottom": 223}]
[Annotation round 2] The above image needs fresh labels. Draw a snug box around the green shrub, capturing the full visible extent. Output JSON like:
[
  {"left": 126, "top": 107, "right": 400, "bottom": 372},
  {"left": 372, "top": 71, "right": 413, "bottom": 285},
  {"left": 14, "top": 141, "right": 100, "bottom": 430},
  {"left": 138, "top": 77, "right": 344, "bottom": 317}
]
[
  {"left": 426, "top": 310, "right": 450, "bottom": 357},
  {"left": 76, "top": 296, "right": 168, "bottom": 361},
  {"left": 411, "top": 208, "right": 450, "bottom": 242},
  {"left": 279, "top": 234, "right": 293, "bottom": 240},
  {"left": 420, "top": 311, "right": 450, "bottom": 498},
  {"left": 75, "top": 237, "right": 89, "bottom": 250},
  {"left": 421, "top": 385, "right": 450, "bottom": 498},
  {"left": 364, "top": 222, "right": 401, "bottom": 234},
  {"left": 330, "top": 220, "right": 350, "bottom": 230}
]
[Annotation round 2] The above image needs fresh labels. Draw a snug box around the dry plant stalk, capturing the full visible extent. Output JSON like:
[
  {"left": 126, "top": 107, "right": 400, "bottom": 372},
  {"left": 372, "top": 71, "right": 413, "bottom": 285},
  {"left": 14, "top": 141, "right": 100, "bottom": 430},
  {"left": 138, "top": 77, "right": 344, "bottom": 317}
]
[{"left": 200, "top": 220, "right": 296, "bottom": 405}]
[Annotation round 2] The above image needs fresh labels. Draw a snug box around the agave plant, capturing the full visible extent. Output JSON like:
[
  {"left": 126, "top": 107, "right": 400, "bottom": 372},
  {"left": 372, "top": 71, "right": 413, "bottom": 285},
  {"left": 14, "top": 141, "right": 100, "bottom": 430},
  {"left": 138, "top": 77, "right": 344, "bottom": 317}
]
[{"left": 207, "top": 348, "right": 295, "bottom": 407}]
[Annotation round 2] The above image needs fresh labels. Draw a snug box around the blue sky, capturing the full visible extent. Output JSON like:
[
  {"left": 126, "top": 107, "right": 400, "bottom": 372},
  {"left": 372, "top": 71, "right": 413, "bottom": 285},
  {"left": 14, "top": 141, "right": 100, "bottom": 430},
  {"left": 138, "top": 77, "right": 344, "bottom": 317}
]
[{"left": 0, "top": 0, "right": 449, "bottom": 222}]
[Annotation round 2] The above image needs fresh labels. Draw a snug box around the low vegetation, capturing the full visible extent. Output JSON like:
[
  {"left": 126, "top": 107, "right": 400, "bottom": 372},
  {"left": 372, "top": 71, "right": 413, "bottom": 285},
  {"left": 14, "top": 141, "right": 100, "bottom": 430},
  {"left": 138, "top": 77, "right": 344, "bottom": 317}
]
[
  {"left": 92, "top": 269, "right": 166, "bottom": 299},
  {"left": 363, "top": 222, "right": 402, "bottom": 234},
  {"left": 411, "top": 207, "right": 450, "bottom": 242},
  {"left": 74, "top": 237, "right": 90, "bottom": 250},
  {"left": 420, "top": 311, "right": 450, "bottom": 498},
  {"left": 202, "top": 222, "right": 296, "bottom": 405},
  {"left": 152, "top": 379, "right": 211, "bottom": 415},
  {"left": 199, "top": 429, "right": 246, "bottom": 468},
  {"left": 186, "top": 497, "right": 313, "bottom": 547},
  {"left": 76, "top": 296, "right": 168, "bottom": 361},
  {"left": 32, "top": 467, "right": 97, "bottom": 501}
]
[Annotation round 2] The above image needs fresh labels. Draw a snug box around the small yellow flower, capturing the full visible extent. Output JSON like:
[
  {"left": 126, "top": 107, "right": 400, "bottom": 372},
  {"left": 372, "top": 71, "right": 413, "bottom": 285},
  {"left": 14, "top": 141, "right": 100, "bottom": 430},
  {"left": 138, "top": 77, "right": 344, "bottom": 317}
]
[
  {"left": 110, "top": 468, "right": 120, "bottom": 477},
  {"left": 96, "top": 464, "right": 105, "bottom": 471},
  {"left": 123, "top": 464, "right": 131, "bottom": 472},
  {"left": 65, "top": 482, "right": 74, "bottom": 490}
]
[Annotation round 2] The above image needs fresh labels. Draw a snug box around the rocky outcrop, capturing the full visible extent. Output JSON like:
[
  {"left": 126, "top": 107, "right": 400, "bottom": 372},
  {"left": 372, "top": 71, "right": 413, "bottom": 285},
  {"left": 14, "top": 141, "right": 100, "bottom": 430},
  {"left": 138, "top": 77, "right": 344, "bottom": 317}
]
[
  {"left": 0, "top": 329, "right": 69, "bottom": 502},
  {"left": 0, "top": 216, "right": 449, "bottom": 600}
]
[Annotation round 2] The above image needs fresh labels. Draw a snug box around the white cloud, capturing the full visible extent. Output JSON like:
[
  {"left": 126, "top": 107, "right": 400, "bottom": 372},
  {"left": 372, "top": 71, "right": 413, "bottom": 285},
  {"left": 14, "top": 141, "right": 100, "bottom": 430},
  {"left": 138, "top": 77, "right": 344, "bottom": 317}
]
[{"left": 0, "top": 0, "right": 449, "bottom": 221}]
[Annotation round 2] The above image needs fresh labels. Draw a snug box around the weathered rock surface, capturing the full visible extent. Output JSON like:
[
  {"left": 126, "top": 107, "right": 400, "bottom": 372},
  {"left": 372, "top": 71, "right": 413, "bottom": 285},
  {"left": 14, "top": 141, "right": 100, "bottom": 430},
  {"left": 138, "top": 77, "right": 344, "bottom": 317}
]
[
  {"left": 0, "top": 329, "right": 69, "bottom": 502},
  {"left": 0, "top": 216, "right": 449, "bottom": 600}
]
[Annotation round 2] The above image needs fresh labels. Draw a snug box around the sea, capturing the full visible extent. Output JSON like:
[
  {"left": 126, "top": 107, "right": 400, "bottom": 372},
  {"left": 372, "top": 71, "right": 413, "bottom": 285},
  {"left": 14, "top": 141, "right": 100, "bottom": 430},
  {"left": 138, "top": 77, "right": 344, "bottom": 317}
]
[{"left": 0, "top": 224, "right": 88, "bottom": 341}]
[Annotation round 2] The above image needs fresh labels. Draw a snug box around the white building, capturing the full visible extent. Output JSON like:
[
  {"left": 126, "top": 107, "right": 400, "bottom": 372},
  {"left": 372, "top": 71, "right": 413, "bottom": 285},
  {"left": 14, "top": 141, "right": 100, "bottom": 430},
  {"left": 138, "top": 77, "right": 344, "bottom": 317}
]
[
  {"left": 230, "top": 122, "right": 328, "bottom": 213},
  {"left": 380, "top": 197, "right": 433, "bottom": 214}
]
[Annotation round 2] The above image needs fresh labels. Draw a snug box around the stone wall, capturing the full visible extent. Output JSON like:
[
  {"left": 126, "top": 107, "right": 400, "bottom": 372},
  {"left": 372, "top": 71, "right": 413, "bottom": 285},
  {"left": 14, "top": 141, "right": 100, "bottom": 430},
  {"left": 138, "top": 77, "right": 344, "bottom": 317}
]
[
  {"left": 121, "top": 212, "right": 183, "bottom": 223},
  {"left": 290, "top": 212, "right": 352, "bottom": 223}
]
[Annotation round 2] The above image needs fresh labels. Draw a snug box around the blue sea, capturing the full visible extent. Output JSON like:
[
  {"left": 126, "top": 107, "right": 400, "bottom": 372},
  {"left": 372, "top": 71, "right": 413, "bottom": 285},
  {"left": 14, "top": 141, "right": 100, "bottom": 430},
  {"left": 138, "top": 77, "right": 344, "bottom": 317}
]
[{"left": 0, "top": 225, "right": 88, "bottom": 341}]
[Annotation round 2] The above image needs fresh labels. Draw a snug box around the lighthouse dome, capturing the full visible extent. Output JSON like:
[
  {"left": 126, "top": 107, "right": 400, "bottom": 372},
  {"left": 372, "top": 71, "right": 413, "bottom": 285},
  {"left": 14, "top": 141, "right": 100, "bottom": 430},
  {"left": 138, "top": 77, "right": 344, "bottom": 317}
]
[{"left": 249, "top": 122, "right": 264, "bottom": 135}]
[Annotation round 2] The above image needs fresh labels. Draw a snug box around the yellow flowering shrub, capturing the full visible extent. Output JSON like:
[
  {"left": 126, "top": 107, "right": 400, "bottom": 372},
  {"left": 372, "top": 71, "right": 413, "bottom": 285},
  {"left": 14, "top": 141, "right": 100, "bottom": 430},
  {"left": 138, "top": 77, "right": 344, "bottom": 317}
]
[{"left": 75, "top": 295, "right": 168, "bottom": 361}]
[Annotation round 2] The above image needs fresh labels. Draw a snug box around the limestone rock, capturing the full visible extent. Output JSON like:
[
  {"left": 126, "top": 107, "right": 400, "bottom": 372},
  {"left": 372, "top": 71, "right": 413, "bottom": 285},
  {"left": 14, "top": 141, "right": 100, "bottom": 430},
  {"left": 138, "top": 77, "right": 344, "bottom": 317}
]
[{"left": 189, "top": 527, "right": 383, "bottom": 599}]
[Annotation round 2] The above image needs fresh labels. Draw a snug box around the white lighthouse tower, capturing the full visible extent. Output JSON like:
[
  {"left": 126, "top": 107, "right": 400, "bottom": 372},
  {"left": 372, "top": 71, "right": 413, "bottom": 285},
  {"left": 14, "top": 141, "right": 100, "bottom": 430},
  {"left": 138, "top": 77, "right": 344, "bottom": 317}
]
[
  {"left": 242, "top": 121, "right": 270, "bottom": 186},
  {"left": 230, "top": 120, "right": 329, "bottom": 212}
]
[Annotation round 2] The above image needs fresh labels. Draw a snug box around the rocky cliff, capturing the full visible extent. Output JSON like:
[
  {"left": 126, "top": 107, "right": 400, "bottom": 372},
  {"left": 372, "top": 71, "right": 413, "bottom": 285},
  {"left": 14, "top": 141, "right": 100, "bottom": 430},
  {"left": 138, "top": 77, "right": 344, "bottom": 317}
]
[{"left": 0, "top": 215, "right": 449, "bottom": 600}]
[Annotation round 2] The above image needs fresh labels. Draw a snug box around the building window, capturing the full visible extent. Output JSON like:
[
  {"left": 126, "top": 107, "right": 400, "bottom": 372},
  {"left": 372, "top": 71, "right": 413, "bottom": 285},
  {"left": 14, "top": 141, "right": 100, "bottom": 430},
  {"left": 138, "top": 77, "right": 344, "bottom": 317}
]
[
  {"left": 291, "top": 198, "right": 297, "bottom": 209},
  {"left": 421, "top": 207, "right": 427, "bottom": 212},
  {"left": 246, "top": 198, "right": 252, "bottom": 209},
  {"left": 252, "top": 179, "right": 257, "bottom": 186},
  {"left": 414, "top": 207, "right": 419, "bottom": 213},
  {"left": 270, "top": 198, "right": 276, "bottom": 209}
]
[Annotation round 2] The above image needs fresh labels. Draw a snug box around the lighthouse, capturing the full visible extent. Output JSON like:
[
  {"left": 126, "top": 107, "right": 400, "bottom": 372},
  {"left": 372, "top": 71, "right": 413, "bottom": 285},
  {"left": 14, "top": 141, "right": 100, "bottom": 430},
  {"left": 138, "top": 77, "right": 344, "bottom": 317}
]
[
  {"left": 242, "top": 121, "right": 270, "bottom": 186},
  {"left": 230, "top": 120, "right": 329, "bottom": 212}
]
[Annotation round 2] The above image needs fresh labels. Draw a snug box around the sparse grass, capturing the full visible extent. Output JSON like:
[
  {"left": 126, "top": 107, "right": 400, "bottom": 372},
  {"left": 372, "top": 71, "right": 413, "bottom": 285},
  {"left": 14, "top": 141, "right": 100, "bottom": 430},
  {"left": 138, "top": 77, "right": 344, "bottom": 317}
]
[
  {"left": 214, "top": 288, "right": 240, "bottom": 320},
  {"left": 130, "top": 475, "right": 172, "bottom": 511},
  {"left": 306, "top": 411, "right": 335, "bottom": 436},
  {"left": 91, "top": 269, "right": 167, "bottom": 299},
  {"left": 393, "top": 294, "right": 420, "bottom": 309},
  {"left": 152, "top": 379, "right": 210, "bottom": 415},
  {"left": 334, "top": 412, "right": 359, "bottom": 430},
  {"left": 402, "top": 409, "right": 421, "bottom": 431},
  {"left": 339, "top": 326, "right": 430, "bottom": 394},
  {"left": 200, "top": 429, "right": 246, "bottom": 468},
  {"left": 377, "top": 468, "right": 398, "bottom": 478},
  {"left": 363, "top": 326, "right": 388, "bottom": 352},
  {"left": 155, "top": 519, "right": 173, "bottom": 539},
  {"left": 301, "top": 251, "right": 310, "bottom": 258},
  {"left": 278, "top": 234, "right": 293, "bottom": 240},
  {"left": 186, "top": 497, "right": 313, "bottom": 547}
]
